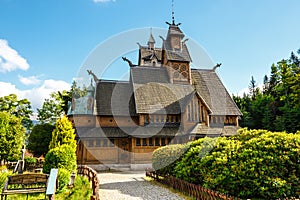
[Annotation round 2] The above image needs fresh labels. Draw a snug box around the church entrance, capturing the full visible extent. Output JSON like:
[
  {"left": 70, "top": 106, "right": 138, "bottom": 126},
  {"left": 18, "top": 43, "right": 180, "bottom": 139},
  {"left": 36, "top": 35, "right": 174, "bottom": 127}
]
[{"left": 117, "top": 138, "right": 131, "bottom": 164}]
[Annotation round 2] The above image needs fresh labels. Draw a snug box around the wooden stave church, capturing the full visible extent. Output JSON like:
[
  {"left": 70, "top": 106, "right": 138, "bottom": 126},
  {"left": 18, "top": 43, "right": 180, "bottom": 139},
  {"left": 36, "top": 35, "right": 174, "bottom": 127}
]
[{"left": 68, "top": 20, "right": 242, "bottom": 170}]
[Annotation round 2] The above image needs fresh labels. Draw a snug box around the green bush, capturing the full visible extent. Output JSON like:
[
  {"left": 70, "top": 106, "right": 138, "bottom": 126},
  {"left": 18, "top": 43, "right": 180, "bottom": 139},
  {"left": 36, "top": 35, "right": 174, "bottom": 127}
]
[
  {"left": 56, "top": 175, "right": 92, "bottom": 200},
  {"left": 24, "top": 157, "right": 38, "bottom": 171},
  {"left": 43, "top": 144, "right": 77, "bottom": 174},
  {"left": 152, "top": 143, "right": 188, "bottom": 176},
  {"left": 172, "top": 129, "right": 300, "bottom": 199},
  {"left": 174, "top": 137, "right": 221, "bottom": 183},
  {"left": 186, "top": 137, "right": 205, "bottom": 148},
  {"left": 57, "top": 168, "right": 71, "bottom": 191},
  {"left": 24, "top": 157, "right": 37, "bottom": 164},
  {"left": 229, "top": 130, "right": 300, "bottom": 198}
]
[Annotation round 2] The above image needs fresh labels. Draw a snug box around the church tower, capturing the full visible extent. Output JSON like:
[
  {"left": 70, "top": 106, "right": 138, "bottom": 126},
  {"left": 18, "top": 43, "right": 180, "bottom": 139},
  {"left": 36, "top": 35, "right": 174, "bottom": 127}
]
[{"left": 161, "top": 2, "right": 192, "bottom": 84}]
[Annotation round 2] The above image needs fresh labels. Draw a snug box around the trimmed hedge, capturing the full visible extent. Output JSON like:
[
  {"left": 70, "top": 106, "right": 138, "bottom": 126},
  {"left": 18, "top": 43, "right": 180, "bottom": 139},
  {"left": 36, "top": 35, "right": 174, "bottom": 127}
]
[
  {"left": 152, "top": 143, "right": 188, "bottom": 176},
  {"left": 153, "top": 128, "right": 300, "bottom": 199}
]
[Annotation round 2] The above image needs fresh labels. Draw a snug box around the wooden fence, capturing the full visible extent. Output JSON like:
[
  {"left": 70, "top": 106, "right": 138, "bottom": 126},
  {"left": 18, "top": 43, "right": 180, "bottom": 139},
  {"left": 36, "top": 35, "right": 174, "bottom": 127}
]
[
  {"left": 146, "top": 170, "right": 240, "bottom": 200},
  {"left": 77, "top": 165, "right": 100, "bottom": 200}
]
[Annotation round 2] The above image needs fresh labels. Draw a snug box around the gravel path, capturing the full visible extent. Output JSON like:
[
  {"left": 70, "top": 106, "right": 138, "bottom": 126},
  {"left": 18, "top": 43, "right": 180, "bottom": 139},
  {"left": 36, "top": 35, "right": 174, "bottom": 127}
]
[{"left": 98, "top": 171, "right": 185, "bottom": 200}]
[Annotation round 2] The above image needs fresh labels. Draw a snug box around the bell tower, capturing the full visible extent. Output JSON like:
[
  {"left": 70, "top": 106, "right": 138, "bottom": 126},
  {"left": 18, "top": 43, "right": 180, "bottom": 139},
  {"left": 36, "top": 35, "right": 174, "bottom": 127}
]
[{"left": 161, "top": 0, "right": 192, "bottom": 84}]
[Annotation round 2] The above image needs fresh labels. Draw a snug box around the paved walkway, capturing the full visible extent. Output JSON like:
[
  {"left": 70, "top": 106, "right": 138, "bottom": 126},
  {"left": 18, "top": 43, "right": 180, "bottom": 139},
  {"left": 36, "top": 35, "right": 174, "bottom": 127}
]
[{"left": 98, "top": 171, "right": 185, "bottom": 200}]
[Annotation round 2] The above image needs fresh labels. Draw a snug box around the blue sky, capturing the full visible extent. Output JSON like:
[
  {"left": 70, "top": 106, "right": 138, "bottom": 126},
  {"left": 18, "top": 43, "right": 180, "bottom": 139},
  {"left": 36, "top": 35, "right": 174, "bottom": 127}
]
[{"left": 0, "top": 0, "right": 300, "bottom": 113}]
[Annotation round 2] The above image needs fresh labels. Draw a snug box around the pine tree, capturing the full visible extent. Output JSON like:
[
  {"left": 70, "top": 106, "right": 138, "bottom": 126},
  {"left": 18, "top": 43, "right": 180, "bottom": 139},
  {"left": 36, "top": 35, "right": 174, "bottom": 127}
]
[{"left": 248, "top": 76, "right": 258, "bottom": 100}]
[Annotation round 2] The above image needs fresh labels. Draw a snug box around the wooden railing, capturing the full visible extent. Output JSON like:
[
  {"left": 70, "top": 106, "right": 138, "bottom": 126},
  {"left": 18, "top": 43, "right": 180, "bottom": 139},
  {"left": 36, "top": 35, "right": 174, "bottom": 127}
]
[
  {"left": 77, "top": 165, "right": 100, "bottom": 200},
  {"left": 146, "top": 170, "right": 240, "bottom": 200}
]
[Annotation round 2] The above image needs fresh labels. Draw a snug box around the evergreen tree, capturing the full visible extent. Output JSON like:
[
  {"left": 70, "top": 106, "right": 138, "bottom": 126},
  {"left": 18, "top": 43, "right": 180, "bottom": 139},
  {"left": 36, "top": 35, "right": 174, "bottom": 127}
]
[
  {"left": 43, "top": 115, "right": 77, "bottom": 189},
  {"left": 234, "top": 48, "right": 300, "bottom": 132},
  {"left": 27, "top": 123, "right": 55, "bottom": 157},
  {"left": 49, "top": 115, "right": 76, "bottom": 151},
  {"left": 248, "top": 76, "right": 258, "bottom": 100}
]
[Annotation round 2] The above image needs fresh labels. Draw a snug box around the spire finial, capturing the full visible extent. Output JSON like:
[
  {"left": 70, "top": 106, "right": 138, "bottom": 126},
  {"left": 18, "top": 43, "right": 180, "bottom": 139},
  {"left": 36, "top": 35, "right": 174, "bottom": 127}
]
[
  {"left": 172, "top": 0, "right": 175, "bottom": 25},
  {"left": 166, "top": 0, "right": 181, "bottom": 26}
]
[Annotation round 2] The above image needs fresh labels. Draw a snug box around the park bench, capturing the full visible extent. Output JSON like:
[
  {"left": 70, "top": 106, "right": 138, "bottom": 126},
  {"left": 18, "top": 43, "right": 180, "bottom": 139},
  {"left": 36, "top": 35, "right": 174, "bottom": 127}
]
[{"left": 1, "top": 169, "right": 58, "bottom": 200}]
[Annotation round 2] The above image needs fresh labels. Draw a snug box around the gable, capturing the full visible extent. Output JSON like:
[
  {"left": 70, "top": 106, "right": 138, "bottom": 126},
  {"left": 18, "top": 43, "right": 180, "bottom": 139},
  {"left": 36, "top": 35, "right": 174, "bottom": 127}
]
[{"left": 192, "top": 69, "right": 242, "bottom": 116}]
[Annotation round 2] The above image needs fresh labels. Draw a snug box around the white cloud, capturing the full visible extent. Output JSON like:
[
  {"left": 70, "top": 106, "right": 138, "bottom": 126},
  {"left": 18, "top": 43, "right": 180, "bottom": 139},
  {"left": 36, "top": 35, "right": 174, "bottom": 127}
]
[
  {"left": 237, "top": 83, "right": 264, "bottom": 97},
  {"left": 0, "top": 82, "right": 19, "bottom": 96},
  {"left": 93, "top": 0, "right": 116, "bottom": 3},
  {"left": 0, "top": 80, "right": 70, "bottom": 114},
  {"left": 0, "top": 39, "right": 29, "bottom": 73},
  {"left": 237, "top": 87, "right": 250, "bottom": 97},
  {"left": 18, "top": 75, "right": 41, "bottom": 85}
]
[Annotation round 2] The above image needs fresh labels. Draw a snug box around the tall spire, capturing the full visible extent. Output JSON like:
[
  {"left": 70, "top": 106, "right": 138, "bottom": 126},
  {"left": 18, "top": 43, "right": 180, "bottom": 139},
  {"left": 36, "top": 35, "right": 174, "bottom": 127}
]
[
  {"left": 166, "top": 0, "right": 181, "bottom": 26},
  {"left": 147, "top": 28, "right": 155, "bottom": 49},
  {"left": 172, "top": 0, "right": 175, "bottom": 25}
]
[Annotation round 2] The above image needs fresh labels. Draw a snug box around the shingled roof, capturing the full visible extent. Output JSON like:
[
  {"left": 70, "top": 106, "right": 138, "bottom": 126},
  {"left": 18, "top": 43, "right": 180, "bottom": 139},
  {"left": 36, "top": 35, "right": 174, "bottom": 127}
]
[
  {"left": 163, "top": 42, "right": 192, "bottom": 62},
  {"left": 191, "top": 69, "right": 242, "bottom": 116},
  {"left": 190, "top": 123, "right": 239, "bottom": 137},
  {"left": 130, "top": 66, "right": 170, "bottom": 84},
  {"left": 95, "top": 81, "right": 136, "bottom": 116},
  {"left": 132, "top": 82, "right": 194, "bottom": 114}
]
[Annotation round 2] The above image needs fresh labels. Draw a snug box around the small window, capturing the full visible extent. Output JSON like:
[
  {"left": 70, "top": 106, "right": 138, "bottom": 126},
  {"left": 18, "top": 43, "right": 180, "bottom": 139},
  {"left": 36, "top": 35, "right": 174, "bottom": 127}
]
[
  {"left": 155, "top": 138, "right": 160, "bottom": 146},
  {"left": 170, "top": 116, "right": 174, "bottom": 123},
  {"left": 103, "top": 139, "right": 108, "bottom": 147},
  {"left": 149, "top": 138, "right": 153, "bottom": 146},
  {"left": 88, "top": 140, "right": 94, "bottom": 147},
  {"left": 175, "top": 116, "right": 179, "bottom": 123},
  {"left": 191, "top": 103, "right": 194, "bottom": 121},
  {"left": 188, "top": 105, "right": 191, "bottom": 121},
  {"left": 95, "top": 139, "right": 101, "bottom": 147},
  {"left": 149, "top": 115, "right": 153, "bottom": 123},
  {"left": 166, "top": 116, "right": 169, "bottom": 123},
  {"left": 145, "top": 115, "right": 149, "bottom": 124},
  {"left": 142, "top": 138, "right": 147, "bottom": 146},
  {"left": 156, "top": 116, "right": 159, "bottom": 123},
  {"left": 161, "top": 138, "right": 166, "bottom": 146},
  {"left": 136, "top": 138, "right": 141, "bottom": 146}
]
